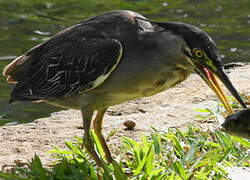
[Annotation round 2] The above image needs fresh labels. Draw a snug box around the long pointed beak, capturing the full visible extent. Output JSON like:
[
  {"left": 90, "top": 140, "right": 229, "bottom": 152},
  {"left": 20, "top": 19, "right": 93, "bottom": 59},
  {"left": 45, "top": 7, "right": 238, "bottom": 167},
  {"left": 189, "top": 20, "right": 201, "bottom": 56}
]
[
  {"left": 195, "top": 65, "right": 246, "bottom": 115},
  {"left": 215, "top": 68, "right": 247, "bottom": 109}
]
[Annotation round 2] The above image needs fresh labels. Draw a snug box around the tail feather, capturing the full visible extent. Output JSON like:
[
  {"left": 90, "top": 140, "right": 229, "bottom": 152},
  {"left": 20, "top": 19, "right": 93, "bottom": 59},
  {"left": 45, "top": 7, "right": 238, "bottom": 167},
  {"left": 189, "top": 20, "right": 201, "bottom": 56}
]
[
  {"left": 9, "top": 83, "right": 43, "bottom": 104},
  {"left": 9, "top": 95, "right": 40, "bottom": 104}
]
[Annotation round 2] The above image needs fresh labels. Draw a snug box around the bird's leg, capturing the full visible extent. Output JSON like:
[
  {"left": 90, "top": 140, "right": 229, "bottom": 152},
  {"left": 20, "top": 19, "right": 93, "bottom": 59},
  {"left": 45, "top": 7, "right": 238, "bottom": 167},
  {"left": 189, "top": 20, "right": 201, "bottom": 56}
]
[
  {"left": 93, "top": 109, "right": 128, "bottom": 179},
  {"left": 81, "top": 108, "right": 105, "bottom": 167},
  {"left": 93, "top": 108, "right": 114, "bottom": 163}
]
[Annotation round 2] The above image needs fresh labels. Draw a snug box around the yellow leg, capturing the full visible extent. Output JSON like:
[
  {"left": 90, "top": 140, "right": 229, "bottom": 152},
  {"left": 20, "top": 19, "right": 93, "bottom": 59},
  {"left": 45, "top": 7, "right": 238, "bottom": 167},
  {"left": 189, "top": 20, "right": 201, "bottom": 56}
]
[
  {"left": 93, "top": 108, "right": 127, "bottom": 179},
  {"left": 81, "top": 108, "right": 108, "bottom": 169},
  {"left": 93, "top": 108, "right": 114, "bottom": 163}
]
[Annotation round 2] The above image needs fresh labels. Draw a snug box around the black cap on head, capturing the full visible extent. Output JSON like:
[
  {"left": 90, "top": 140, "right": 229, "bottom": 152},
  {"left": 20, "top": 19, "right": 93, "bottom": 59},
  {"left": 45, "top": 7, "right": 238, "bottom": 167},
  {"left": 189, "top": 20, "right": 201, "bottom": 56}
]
[{"left": 155, "top": 22, "right": 222, "bottom": 67}]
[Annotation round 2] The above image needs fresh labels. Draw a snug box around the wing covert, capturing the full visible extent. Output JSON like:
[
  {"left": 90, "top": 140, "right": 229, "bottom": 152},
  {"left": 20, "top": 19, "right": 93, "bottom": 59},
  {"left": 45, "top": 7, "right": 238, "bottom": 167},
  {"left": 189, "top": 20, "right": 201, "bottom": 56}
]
[{"left": 10, "top": 38, "right": 122, "bottom": 102}]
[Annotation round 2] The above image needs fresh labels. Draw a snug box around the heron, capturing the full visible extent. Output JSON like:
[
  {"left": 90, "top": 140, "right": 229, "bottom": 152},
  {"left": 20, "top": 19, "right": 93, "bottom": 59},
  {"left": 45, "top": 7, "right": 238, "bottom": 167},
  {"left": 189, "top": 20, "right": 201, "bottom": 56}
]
[{"left": 3, "top": 10, "right": 247, "bottom": 168}]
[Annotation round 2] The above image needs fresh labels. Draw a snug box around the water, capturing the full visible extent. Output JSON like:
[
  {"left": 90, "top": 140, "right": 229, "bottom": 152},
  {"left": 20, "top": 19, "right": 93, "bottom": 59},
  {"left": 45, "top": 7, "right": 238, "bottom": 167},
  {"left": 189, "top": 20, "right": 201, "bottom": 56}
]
[{"left": 0, "top": 0, "right": 249, "bottom": 125}]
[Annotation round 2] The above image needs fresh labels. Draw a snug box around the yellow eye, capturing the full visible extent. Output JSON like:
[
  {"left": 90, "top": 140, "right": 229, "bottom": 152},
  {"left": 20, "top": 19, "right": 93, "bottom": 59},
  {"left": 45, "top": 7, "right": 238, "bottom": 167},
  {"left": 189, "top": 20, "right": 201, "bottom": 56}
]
[{"left": 194, "top": 49, "right": 204, "bottom": 58}]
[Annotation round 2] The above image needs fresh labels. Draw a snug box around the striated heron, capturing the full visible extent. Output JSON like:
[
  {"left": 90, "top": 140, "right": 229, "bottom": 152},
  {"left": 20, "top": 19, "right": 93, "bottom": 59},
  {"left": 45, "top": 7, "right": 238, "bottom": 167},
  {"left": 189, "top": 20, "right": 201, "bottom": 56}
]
[{"left": 3, "top": 10, "right": 247, "bottom": 167}]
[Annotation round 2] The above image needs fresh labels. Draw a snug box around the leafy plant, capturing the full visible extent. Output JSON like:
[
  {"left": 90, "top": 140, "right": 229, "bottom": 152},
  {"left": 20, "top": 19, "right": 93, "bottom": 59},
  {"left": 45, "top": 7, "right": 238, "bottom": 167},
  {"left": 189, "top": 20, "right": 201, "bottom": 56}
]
[{"left": 0, "top": 125, "right": 249, "bottom": 180}]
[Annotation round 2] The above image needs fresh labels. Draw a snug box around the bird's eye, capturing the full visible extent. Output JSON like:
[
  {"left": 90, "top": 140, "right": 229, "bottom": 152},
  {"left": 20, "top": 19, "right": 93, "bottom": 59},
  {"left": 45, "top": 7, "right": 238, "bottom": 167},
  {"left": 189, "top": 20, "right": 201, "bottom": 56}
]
[{"left": 193, "top": 49, "right": 204, "bottom": 58}]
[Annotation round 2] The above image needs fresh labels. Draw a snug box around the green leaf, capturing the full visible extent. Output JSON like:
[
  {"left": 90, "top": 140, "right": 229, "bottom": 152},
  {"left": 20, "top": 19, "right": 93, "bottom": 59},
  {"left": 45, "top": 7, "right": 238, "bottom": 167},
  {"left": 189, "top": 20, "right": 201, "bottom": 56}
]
[
  {"left": 214, "top": 131, "right": 233, "bottom": 149},
  {"left": 231, "top": 136, "right": 250, "bottom": 148},
  {"left": 90, "top": 130, "right": 105, "bottom": 159},
  {"left": 0, "top": 172, "right": 30, "bottom": 180},
  {"left": 133, "top": 144, "right": 153, "bottom": 175},
  {"left": 152, "top": 134, "right": 161, "bottom": 154}
]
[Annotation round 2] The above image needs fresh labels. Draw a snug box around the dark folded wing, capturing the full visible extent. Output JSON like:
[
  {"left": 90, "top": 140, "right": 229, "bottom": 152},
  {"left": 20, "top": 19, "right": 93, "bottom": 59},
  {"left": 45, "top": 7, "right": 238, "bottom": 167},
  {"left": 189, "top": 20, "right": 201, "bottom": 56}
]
[{"left": 10, "top": 38, "right": 122, "bottom": 102}]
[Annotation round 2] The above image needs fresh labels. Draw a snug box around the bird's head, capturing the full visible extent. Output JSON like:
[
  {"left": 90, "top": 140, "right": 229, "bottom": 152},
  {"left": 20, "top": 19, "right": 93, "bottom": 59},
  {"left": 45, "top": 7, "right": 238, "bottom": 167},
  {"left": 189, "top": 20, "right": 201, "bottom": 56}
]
[{"left": 154, "top": 21, "right": 247, "bottom": 114}]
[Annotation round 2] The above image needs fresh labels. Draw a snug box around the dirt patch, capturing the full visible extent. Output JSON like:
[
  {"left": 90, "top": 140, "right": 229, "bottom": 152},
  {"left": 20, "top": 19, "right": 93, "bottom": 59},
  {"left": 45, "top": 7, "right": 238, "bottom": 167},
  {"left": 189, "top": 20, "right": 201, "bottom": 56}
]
[{"left": 0, "top": 64, "right": 250, "bottom": 168}]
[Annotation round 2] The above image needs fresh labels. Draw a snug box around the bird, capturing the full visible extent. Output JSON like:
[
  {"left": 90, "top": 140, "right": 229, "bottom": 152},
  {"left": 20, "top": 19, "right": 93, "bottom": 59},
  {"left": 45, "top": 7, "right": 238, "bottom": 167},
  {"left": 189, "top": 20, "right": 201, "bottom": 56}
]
[
  {"left": 221, "top": 109, "right": 250, "bottom": 138},
  {"left": 3, "top": 10, "right": 247, "bottom": 168}
]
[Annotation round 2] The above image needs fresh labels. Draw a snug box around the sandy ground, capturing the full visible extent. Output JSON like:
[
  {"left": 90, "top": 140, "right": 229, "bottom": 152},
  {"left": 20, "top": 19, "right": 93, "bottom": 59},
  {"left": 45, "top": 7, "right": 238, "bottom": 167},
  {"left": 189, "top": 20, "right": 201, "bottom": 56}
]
[{"left": 0, "top": 64, "right": 250, "bottom": 171}]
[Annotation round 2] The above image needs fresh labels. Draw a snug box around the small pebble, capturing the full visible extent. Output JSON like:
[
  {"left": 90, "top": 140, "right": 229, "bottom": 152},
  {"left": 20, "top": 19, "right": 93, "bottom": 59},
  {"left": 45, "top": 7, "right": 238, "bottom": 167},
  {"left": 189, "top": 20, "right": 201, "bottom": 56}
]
[{"left": 123, "top": 120, "right": 136, "bottom": 130}]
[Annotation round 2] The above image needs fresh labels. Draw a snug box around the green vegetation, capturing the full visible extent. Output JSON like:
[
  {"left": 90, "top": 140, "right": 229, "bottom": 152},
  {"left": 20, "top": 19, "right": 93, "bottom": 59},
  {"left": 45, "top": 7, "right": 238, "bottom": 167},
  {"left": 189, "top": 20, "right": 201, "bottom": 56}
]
[
  {"left": 0, "top": 125, "right": 249, "bottom": 179},
  {"left": 1, "top": 100, "right": 249, "bottom": 179}
]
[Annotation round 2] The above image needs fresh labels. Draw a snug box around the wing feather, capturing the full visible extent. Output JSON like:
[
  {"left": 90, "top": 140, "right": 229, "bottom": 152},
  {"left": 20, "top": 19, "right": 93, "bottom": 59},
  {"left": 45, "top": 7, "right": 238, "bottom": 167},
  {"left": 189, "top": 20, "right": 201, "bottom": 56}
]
[{"left": 9, "top": 38, "right": 122, "bottom": 102}]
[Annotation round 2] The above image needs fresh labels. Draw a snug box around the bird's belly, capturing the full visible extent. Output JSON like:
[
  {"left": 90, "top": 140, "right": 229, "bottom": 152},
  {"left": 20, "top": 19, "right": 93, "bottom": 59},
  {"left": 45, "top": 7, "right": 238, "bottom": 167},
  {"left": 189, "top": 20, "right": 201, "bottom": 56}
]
[
  {"left": 97, "top": 69, "right": 191, "bottom": 107},
  {"left": 140, "top": 71, "right": 190, "bottom": 97}
]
